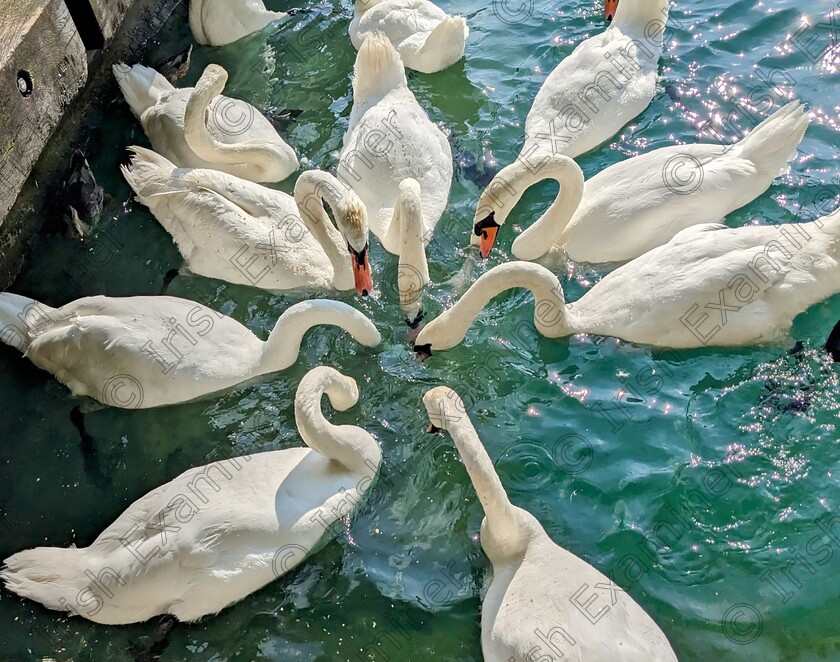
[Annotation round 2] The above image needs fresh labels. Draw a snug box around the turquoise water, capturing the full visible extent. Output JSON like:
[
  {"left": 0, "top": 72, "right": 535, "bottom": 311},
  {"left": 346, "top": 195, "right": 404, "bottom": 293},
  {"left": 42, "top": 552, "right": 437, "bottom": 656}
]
[{"left": 1, "top": 0, "right": 840, "bottom": 659}]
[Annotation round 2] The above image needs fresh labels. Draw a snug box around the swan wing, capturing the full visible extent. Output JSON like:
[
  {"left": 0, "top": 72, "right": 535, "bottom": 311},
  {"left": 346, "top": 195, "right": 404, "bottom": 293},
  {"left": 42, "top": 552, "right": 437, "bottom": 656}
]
[
  {"left": 23, "top": 296, "right": 263, "bottom": 407},
  {"left": 341, "top": 94, "right": 452, "bottom": 248},
  {"left": 565, "top": 144, "right": 760, "bottom": 262},
  {"left": 577, "top": 222, "right": 836, "bottom": 347},
  {"left": 526, "top": 30, "right": 660, "bottom": 158}
]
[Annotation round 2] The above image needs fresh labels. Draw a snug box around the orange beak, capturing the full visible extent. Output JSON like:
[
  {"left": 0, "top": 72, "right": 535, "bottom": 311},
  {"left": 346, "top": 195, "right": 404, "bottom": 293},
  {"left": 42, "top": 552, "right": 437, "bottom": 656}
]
[
  {"left": 479, "top": 226, "right": 499, "bottom": 259},
  {"left": 350, "top": 246, "right": 373, "bottom": 296},
  {"left": 605, "top": 0, "right": 619, "bottom": 21}
]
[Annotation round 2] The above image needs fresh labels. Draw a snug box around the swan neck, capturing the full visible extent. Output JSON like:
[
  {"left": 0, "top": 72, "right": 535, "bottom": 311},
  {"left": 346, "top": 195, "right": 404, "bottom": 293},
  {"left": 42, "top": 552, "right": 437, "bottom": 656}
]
[
  {"left": 183, "top": 69, "right": 270, "bottom": 174},
  {"left": 447, "top": 417, "right": 527, "bottom": 558},
  {"left": 511, "top": 157, "right": 586, "bottom": 261},
  {"left": 388, "top": 182, "right": 430, "bottom": 313},
  {"left": 295, "top": 372, "right": 379, "bottom": 475},
  {"left": 613, "top": 0, "right": 670, "bottom": 35},
  {"left": 260, "top": 302, "right": 364, "bottom": 373},
  {"left": 436, "top": 265, "right": 569, "bottom": 348},
  {"left": 293, "top": 171, "right": 354, "bottom": 289}
]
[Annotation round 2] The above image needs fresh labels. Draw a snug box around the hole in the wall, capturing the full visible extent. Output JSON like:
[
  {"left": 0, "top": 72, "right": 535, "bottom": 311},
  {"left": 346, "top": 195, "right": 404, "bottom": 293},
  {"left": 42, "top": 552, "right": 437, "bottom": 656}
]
[{"left": 17, "top": 70, "right": 33, "bottom": 97}]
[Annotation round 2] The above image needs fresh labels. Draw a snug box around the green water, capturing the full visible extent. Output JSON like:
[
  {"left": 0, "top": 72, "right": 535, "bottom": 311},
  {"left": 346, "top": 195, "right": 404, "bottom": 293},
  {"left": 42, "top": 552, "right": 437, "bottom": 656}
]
[{"left": 2, "top": 0, "right": 840, "bottom": 659}]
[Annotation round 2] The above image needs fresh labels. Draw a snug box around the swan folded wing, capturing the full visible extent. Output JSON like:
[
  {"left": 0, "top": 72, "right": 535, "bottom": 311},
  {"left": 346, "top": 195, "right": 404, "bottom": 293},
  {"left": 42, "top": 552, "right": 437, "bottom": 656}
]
[
  {"left": 526, "top": 32, "right": 657, "bottom": 153},
  {"left": 583, "top": 227, "right": 820, "bottom": 345}
]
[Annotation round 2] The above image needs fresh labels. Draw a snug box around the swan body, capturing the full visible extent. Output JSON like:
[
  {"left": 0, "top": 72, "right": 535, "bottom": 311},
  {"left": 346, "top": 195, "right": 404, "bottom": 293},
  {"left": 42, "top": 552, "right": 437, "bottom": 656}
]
[
  {"left": 338, "top": 33, "right": 449, "bottom": 313},
  {"left": 113, "top": 63, "right": 298, "bottom": 184},
  {"left": 473, "top": 102, "right": 810, "bottom": 263},
  {"left": 122, "top": 147, "right": 372, "bottom": 294},
  {"left": 189, "top": 0, "right": 291, "bottom": 46},
  {"left": 0, "top": 295, "right": 380, "bottom": 409},
  {"left": 349, "top": 0, "right": 468, "bottom": 74},
  {"left": 418, "top": 211, "right": 840, "bottom": 352},
  {"left": 1, "top": 367, "right": 381, "bottom": 624},
  {"left": 525, "top": 0, "right": 668, "bottom": 159},
  {"left": 423, "top": 387, "right": 677, "bottom": 661}
]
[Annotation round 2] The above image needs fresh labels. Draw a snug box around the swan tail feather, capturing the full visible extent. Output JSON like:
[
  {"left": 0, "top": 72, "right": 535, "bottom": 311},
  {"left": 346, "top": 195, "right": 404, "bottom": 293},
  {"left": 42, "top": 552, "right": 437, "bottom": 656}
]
[
  {"left": 417, "top": 16, "right": 468, "bottom": 72},
  {"left": 121, "top": 146, "right": 178, "bottom": 200},
  {"left": 735, "top": 101, "right": 809, "bottom": 178},
  {"left": 0, "top": 293, "right": 54, "bottom": 352},
  {"left": 2, "top": 546, "right": 90, "bottom": 613},
  {"left": 113, "top": 63, "right": 175, "bottom": 119},
  {"left": 353, "top": 32, "right": 406, "bottom": 102}
]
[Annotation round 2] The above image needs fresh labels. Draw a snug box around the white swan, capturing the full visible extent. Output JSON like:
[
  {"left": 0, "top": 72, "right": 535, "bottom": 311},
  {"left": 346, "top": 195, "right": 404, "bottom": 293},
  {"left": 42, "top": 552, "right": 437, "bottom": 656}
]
[
  {"left": 1, "top": 366, "right": 381, "bottom": 624},
  {"left": 416, "top": 212, "right": 840, "bottom": 353},
  {"left": 0, "top": 295, "right": 380, "bottom": 409},
  {"left": 338, "top": 33, "right": 452, "bottom": 317},
  {"left": 473, "top": 102, "right": 810, "bottom": 263},
  {"left": 349, "top": 0, "right": 468, "bottom": 74},
  {"left": 122, "top": 147, "right": 373, "bottom": 295},
  {"left": 189, "top": 0, "right": 298, "bottom": 46},
  {"left": 484, "top": 0, "right": 667, "bottom": 199},
  {"left": 114, "top": 62, "right": 298, "bottom": 184},
  {"left": 422, "top": 386, "right": 678, "bottom": 661}
]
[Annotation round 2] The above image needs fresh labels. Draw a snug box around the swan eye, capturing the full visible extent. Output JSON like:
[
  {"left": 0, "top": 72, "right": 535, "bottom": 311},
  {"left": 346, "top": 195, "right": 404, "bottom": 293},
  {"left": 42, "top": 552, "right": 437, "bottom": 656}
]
[
  {"left": 347, "top": 243, "right": 369, "bottom": 267},
  {"left": 474, "top": 212, "right": 500, "bottom": 237}
]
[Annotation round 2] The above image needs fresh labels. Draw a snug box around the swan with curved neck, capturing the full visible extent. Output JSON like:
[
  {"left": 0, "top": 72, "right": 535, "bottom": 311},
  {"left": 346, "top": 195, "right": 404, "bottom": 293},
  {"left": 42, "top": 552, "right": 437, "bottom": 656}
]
[
  {"left": 122, "top": 147, "right": 373, "bottom": 295},
  {"left": 473, "top": 102, "right": 810, "bottom": 263},
  {"left": 478, "top": 0, "right": 668, "bottom": 230},
  {"left": 349, "top": 0, "right": 468, "bottom": 74},
  {"left": 422, "top": 386, "right": 677, "bottom": 660},
  {"left": 387, "top": 178, "right": 430, "bottom": 325},
  {"left": 1, "top": 366, "right": 381, "bottom": 624},
  {"left": 183, "top": 64, "right": 299, "bottom": 184},
  {"left": 0, "top": 294, "right": 381, "bottom": 409},
  {"left": 189, "top": 0, "right": 298, "bottom": 46},
  {"left": 113, "top": 62, "right": 298, "bottom": 184},
  {"left": 418, "top": 211, "right": 840, "bottom": 354}
]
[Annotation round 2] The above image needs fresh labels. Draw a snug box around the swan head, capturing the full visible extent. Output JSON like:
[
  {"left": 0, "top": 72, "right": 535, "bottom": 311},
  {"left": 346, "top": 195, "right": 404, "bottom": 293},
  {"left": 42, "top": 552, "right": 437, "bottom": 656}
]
[
  {"left": 338, "top": 196, "right": 373, "bottom": 297},
  {"left": 605, "top": 0, "right": 619, "bottom": 21},
  {"left": 423, "top": 386, "right": 467, "bottom": 433}
]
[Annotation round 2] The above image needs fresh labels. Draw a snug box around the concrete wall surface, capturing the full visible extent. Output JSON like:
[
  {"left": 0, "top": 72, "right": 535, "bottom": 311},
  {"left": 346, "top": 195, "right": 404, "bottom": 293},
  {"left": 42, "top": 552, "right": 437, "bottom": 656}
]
[{"left": 0, "top": 0, "right": 87, "bottom": 227}]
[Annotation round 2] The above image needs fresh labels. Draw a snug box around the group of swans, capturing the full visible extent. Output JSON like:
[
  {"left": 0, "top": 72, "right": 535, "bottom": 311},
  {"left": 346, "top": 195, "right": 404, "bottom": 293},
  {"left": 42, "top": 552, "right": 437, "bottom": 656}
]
[{"left": 3, "top": 1, "right": 840, "bottom": 659}]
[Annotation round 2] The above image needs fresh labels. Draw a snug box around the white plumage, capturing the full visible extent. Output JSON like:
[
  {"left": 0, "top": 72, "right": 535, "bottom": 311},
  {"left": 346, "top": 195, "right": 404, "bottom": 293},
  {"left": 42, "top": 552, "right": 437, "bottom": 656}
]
[
  {"left": 474, "top": 102, "right": 811, "bottom": 264},
  {"left": 349, "top": 0, "right": 468, "bottom": 74},
  {"left": 1, "top": 367, "right": 382, "bottom": 624},
  {"left": 423, "top": 387, "right": 678, "bottom": 661},
  {"left": 418, "top": 210, "right": 840, "bottom": 351},
  {"left": 189, "top": 0, "right": 291, "bottom": 46},
  {"left": 113, "top": 62, "right": 298, "bottom": 184},
  {"left": 0, "top": 295, "right": 380, "bottom": 408}
]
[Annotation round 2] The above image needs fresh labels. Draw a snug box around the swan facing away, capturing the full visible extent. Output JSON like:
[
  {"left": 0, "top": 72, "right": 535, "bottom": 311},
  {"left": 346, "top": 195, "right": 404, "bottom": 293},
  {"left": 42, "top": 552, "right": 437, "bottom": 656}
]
[
  {"left": 1, "top": 366, "right": 381, "bottom": 624},
  {"left": 417, "top": 212, "right": 840, "bottom": 354},
  {"left": 114, "top": 63, "right": 298, "bottom": 184},
  {"left": 473, "top": 102, "right": 810, "bottom": 263},
  {"left": 339, "top": 32, "right": 452, "bottom": 319},
  {"left": 349, "top": 0, "right": 468, "bottom": 74},
  {"left": 0, "top": 295, "right": 380, "bottom": 409},
  {"left": 423, "top": 387, "right": 678, "bottom": 661},
  {"left": 122, "top": 147, "right": 373, "bottom": 296},
  {"left": 189, "top": 0, "right": 299, "bottom": 46}
]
